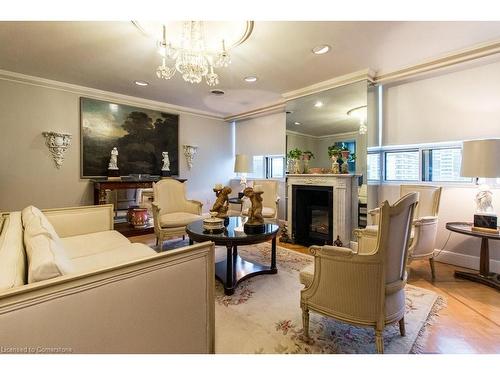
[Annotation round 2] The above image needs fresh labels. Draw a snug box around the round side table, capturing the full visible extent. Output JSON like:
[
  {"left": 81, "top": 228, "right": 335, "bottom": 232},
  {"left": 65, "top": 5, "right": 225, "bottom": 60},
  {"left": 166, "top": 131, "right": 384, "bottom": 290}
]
[{"left": 446, "top": 222, "right": 500, "bottom": 291}]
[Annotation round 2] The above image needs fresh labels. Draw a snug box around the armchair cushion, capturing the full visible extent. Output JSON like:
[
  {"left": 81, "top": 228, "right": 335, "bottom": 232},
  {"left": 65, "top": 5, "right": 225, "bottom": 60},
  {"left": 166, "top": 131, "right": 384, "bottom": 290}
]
[
  {"left": 299, "top": 263, "right": 314, "bottom": 288},
  {"left": 159, "top": 212, "right": 203, "bottom": 228},
  {"left": 242, "top": 206, "right": 276, "bottom": 218}
]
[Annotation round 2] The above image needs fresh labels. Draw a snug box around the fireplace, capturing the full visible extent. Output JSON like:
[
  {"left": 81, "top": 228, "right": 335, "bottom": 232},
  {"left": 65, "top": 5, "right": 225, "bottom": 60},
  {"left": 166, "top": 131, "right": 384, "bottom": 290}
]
[{"left": 292, "top": 185, "right": 333, "bottom": 246}]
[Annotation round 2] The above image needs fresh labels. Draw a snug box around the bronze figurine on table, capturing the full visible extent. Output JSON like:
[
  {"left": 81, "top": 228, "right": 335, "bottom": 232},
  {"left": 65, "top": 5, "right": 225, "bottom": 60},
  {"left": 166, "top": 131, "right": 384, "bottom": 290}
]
[
  {"left": 211, "top": 186, "right": 232, "bottom": 218},
  {"left": 243, "top": 187, "right": 265, "bottom": 234}
]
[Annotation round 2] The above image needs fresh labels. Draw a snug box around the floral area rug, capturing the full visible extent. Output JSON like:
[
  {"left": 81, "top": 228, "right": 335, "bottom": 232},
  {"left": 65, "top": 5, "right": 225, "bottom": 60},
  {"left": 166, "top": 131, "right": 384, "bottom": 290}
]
[{"left": 213, "top": 243, "right": 444, "bottom": 354}]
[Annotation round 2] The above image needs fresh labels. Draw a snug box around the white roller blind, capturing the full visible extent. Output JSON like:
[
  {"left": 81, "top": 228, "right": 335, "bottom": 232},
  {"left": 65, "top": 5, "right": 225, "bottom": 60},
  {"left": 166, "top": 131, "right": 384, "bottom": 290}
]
[
  {"left": 383, "top": 59, "right": 500, "bottom": 146},
  {"left": 235, "top": 112, "right": 286, "bottom": 155}
]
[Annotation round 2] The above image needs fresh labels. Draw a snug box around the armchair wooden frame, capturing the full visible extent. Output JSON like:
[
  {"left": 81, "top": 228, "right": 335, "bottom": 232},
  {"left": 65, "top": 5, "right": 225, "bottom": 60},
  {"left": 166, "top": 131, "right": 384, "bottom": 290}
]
[{"left": 301, "top": 193, "right": 418, "bottom": 354}]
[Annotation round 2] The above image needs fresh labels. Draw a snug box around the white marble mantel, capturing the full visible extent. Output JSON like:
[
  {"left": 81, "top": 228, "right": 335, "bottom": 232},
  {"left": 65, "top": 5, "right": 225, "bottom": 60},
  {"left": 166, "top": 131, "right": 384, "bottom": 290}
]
[{"left": 287, "top": 174, "right": 360, "bottom": 245}]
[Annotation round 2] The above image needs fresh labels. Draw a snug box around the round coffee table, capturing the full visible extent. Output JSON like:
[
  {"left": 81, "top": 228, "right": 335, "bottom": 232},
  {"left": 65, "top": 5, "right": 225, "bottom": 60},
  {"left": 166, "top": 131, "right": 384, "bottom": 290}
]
[
  {"left": 446, "top": 222, "right": 500, "bottom": 290},
  {"left": 186, "top": 216, "right": 279, "bottom": 295}
]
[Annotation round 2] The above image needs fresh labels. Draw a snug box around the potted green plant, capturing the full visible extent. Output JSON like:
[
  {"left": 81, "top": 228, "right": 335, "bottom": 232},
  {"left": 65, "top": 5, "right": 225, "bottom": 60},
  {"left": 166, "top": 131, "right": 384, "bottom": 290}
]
[
  {"left": 287, "top": 148, "right": 302, "bottom": 160},
  {"left": 327, "top": 145, "right": 341, "bottom": 159},
  {"left": 287, "top": 148, "right": 302, "bottom": 174},
  {"left": 302, "top": 150, "right": 315, "bottom": 160},
  {"left": 301, "top": 150, "right": 315, "bottom": 174}
]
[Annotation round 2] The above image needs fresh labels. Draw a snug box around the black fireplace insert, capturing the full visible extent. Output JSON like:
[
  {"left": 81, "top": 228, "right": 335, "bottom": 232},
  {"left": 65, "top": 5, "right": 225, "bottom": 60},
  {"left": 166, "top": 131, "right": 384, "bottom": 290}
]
[{"left": 292, "top": 185, "right": 333, "bottom": 246}]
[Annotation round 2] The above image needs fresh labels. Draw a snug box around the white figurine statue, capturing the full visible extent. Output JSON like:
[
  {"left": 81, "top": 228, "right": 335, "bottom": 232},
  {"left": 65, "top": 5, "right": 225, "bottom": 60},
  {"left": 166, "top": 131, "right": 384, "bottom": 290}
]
[
  {"left": 161, "top": 151, "right": 170, "bottom": 171},
  {"left": 475, "top": 186, "right": 494, "bottom": 213},
  {"left": 108, "top": 147, "right": 119, "bottom": 170}
]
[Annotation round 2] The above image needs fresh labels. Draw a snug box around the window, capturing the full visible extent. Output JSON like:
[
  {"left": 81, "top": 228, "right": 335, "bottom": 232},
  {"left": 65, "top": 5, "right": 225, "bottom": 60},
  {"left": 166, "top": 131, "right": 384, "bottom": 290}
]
[
  {"left": 248, "top": 156, "right": 265, "bottom": 178},
  {"left": 384, "top": 150, "right": 419, "bottom": 181},
  {"left": 422, "top": 148, "right": 471, "bottom": 182},
  {"left": 367, "top": 153, "right": 381, "bottom": 181},
  {"left": 247, "top": 155, "right": 285, "bottom": 179},
  {"left": 269, "top": 156, "right": 284, "bottom": 178}
]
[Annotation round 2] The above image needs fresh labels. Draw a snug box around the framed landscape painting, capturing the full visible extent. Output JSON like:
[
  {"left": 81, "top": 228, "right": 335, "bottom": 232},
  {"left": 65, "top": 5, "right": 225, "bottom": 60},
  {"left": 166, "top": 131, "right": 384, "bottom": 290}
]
[{"left": 80, "top": 97, "right": 179, "bottom": 178}]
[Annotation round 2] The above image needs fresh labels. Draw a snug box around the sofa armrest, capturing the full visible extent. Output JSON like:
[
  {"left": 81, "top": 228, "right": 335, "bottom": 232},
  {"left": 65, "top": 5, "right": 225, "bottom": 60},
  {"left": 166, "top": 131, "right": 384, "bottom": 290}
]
[
  {"left": 43, "top": 204, "right": 114, "bottom": 238},
  {"left": 0, "top": 241, "right": 215, "bottom": 354}
]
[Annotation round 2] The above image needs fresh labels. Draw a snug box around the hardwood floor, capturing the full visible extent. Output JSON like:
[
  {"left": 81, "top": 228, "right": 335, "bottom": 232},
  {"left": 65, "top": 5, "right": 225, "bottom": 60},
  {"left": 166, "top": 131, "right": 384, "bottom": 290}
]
[{"left": 131, "top": 234, "right": 500, "bottom": 354}]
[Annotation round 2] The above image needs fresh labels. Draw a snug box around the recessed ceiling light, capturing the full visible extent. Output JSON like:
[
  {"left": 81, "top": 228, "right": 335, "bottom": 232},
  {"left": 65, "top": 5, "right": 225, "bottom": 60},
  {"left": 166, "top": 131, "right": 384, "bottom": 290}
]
[
  {"left": 312, "top": 44, "right": 331, "bottom": 55},
  {"left": 314, "top": 101, "right": 323, "bottom": 108},
  {"left": 210, "top": 89, "right": 225, "bottom": 96},
  {"left": 294, "top": 122, "right": 301, "bottom": 125},
  {"left": 244, "top": 76, "right": 258, "bottom": 83},
  {"left": 134, "top": 80, "right": 149, "bottom": 86}
]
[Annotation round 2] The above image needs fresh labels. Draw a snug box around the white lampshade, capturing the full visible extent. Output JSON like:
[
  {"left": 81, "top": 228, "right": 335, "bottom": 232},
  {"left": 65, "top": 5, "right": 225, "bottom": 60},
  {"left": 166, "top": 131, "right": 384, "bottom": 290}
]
[
  {"left": 234, "top": 154, "right": 253, "bottom": 173},
  {"left": 461, "top": 139, "right": 500, "bottom": 178}
]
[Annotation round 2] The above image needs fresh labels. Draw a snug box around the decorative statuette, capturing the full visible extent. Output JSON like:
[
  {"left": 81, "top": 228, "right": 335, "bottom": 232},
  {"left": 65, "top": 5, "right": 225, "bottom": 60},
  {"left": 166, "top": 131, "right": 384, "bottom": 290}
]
[
  {"left": 108, "top": 147, "right": 119, "bottom": 170},
  {"left": 211, "top": 185, "right": 232, "bottom": 218},
  {"left": 42, "top": 131, "right": 72, "bottom": 169},
  {"left": 107, "top": 147, "right": 120, "bottom": 179},
  {"left": 161, "top": 151, "right": 171, "bottom": 177},
  {"left": 243, "top": 186, "right": 265, "bottom": 234},
  {"left": 183, "top": 145, "right": 198, "bottom": 170}
]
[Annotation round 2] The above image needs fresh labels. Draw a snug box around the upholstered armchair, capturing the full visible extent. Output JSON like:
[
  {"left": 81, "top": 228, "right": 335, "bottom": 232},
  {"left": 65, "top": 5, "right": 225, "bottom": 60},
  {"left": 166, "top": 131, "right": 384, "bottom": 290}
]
[
  {"left": 242, "top": 179, "right": 280, "bottom": 220},
  {"left": 300, "top": 193, "right": 419, "bottom": 354},
  {"left": 152, "top": 179, "right": 204, "bottom": 248},
  {"left": 363, "top": 185, "right": 442, "bottom": 279}
]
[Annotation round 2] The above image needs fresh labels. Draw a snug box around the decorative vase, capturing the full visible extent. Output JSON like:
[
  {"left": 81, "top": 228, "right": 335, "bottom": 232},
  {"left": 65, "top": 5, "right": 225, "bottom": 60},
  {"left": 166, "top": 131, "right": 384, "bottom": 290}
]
[
  {"left": 340, "top": 150, "right": 350, "bottom": 174},
  {"left": 127, "top": 205, "right": 140, "bottom": 224},
  {"left": 331, "top": 155, "right": 340, "bottom": 174},
  {"left": 302, "top": 156, "right": 310, "bottom": 174},
  {"left": 130, "top": 208, "right": 149, "bottom": 229},
  {"left": 292, "top": 159, "right": 301, "bottom": 174}
]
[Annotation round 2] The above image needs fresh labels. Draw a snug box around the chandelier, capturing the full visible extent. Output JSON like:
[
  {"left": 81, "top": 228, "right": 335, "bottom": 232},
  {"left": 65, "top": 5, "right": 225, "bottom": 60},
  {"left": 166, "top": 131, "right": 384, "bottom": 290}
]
[{"left": 155, "top": 21, "right": 233, "bottom": 86}]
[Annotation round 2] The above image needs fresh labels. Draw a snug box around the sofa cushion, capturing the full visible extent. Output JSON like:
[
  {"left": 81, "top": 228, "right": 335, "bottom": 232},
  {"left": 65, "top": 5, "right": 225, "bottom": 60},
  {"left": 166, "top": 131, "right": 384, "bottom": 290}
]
[
  {"left": 71, "top": 243, "right": 156, "bottom": 274},
  {"left": 299, "top": 263, "right": 314, "bottom": 288},
  {"left": 22, "top": 205, "right": 60, "bottom": 241},
  {"left": 0, "top": 213, "right": 27, "bottom": 291},
  {"left": 61, "top": 230, "right": 131, "bottom": 259},
  {"left": 22, "top": 206, "right": 74, "bottom": 283},
  {"left": 159, "top": 212, "right": 202, "bottom": 228},
  {"left": 24, "top": 230, "right": 75, "bottom": 283}
]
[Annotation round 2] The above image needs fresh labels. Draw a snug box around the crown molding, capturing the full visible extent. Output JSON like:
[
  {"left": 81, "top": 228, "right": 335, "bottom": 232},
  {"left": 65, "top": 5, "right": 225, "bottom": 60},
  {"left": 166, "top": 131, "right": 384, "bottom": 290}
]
[
  {"left": 282, "top": 68, "right": 376, "bottom": 101},
  {"left": 374, "top": 39, "right": 500, "bottom": 84},
  {"left": 286, "top": 129, "right": 359, "bottom": 140},
  {"left": 0, "top": 69, "right": 224, "bottom": 120},
  {"left": 224, "top": 101, "right": 286, "bottom": 122}
]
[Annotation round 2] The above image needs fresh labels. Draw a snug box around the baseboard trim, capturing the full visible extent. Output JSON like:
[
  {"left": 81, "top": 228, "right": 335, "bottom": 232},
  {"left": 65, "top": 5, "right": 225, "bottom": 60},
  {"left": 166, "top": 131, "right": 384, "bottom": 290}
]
[{"left": 434, "top": 249, "right": 500, "bottom": 274}]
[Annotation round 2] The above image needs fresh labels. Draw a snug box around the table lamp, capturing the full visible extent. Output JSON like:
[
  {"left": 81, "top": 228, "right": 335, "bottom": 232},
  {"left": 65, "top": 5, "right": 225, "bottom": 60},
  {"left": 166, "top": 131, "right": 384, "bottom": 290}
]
[
  {"left": 234, "top": 154, "right": 253, "bottom": 198},
  {"left": 461, "top": 139, "right": 500, "bottom": 233}
]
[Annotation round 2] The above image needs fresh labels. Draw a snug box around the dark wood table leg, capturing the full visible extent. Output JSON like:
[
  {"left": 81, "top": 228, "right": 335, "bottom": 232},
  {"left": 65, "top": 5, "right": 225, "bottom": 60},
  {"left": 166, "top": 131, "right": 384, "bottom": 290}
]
[
  {"left": 189, "top": 238, "right": 193, "bottom": 246},
  {"left": 271, "top": 236, "right": 277, "bottom": 271},
  {"left": 454, "top": 237, "right": 500, "bottom": 291},
  {"left": 225, "top": 244, "right": 235, "bottom": 295},
  {"left": 480, "top": 237, "right": 489, "bottom": 277}
]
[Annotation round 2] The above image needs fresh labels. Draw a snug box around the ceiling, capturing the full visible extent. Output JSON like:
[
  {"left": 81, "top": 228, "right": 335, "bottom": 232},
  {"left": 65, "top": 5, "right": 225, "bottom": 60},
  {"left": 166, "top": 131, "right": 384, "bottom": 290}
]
[
  {"left": 0, "top": 21, "right": 500, "bottom": 118},
  {"left": 286, "top": 80, "right": 367, "bottom": 136}
]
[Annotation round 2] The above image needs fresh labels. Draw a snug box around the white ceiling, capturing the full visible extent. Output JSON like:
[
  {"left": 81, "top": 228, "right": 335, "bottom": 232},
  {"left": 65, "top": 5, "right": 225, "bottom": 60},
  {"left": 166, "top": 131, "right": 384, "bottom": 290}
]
[{"left": 0, "top": 21, "right": 499, "bottom": 117}]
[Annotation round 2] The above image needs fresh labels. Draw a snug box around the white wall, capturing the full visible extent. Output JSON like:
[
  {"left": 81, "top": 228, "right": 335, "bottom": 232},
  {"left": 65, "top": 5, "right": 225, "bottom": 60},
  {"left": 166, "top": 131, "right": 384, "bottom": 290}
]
[
  {"left": 235, "top": 112, "right": 286, "bottom": 156},
  {"left": 234, "top": 112, "right": 286, "bottom": 218},
  {"left": 379, "top": 59, "right": 500, "bottom": 270},
  {"left": 0, "top": 76, "right": 233, "bottom": 212}
]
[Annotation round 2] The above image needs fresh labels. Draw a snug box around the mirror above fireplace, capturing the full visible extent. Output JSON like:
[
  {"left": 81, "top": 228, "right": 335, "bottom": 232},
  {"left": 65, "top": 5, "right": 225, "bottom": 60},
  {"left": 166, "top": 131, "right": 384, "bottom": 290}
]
[{"left": 285, "top": 80, "right": 370, "bottom": 242}]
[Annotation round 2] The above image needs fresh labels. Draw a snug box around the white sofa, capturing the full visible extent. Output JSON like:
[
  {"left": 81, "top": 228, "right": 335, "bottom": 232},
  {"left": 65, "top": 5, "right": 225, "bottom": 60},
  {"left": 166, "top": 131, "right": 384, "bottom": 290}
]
[{"left": 0, "top": 204, "right": 215, "bottom": 354}]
